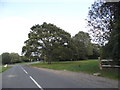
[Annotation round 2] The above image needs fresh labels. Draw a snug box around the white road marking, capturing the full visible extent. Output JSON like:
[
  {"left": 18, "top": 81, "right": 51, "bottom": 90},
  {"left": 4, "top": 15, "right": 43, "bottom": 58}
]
[
  {"left": 21, "top": 66, "right": 43, "bottom": 89},
  {"left": 21, "top": 67, "right": 28, "bottom": 74},
  {"left": 23, "top": 69, "right": 28, "bottom": 74},
  {"left": 29, "top": 76, "right": 43, "bottom": 90}
]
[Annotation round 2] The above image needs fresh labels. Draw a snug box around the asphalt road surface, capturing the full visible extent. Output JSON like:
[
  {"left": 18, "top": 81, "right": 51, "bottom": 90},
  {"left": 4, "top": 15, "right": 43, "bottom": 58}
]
[{"left": 2, "top": 65, "right": 119, "bottom": 89}]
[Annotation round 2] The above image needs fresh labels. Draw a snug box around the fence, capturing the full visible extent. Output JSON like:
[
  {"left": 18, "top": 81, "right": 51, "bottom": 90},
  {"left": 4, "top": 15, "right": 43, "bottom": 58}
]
[{"left": 98, "top": 57, "right": 120, "bottom": 70}]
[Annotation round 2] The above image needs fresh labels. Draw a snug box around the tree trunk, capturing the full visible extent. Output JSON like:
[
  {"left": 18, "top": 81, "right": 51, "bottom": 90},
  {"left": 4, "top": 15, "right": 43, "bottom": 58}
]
[{"left": 48, "top": 59, "right": 52, "bottom": 64}]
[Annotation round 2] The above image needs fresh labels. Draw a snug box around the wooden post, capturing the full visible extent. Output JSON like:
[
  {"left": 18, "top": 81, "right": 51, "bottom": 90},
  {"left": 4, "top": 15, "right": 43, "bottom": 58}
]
[{"left": 98, "top": 57, "right": 102, "bottom": 70}]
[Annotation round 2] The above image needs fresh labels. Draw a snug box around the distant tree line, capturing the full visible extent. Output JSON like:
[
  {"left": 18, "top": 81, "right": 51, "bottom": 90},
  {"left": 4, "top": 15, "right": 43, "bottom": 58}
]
[
  {"left": 1, "top": 52, "right": 21, "bottom": 64},
  {"left": 22, "top": 22, "right": 100, "bottom": 64}
]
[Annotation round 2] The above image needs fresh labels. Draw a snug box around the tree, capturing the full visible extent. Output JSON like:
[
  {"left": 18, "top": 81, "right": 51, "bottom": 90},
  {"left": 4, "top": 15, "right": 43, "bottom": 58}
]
[
  {"left": 21, "top": 56, "right": 29, "bottom": 62},
  {"left": 2, "top": 52, "right": 11, "bottom": 64},
  {"left": 1, "top": 52, "right": 21, "bottom": 64},
  {"left": 89, "top": 44, "right": 100, "bottom": 59},
  {"left": 10, "top": 53, "right": 21, "bottom": 64},
  {"left": 22, "top": 22, "right": 72, "bottom": 64},
  {"left": 87, "top": 1, "right": 120, "bottom": 60},
  {"left": 72, "top": 31, "right": 93, "bottom": 60}
]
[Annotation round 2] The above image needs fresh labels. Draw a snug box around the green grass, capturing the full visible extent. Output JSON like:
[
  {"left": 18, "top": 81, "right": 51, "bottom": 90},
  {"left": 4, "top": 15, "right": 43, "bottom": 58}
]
[
  {"left": 31, "top": 59, "right": 119, "bottom": 80},
  {"left": 12, "top": 62, "right": 32, "bottom": 65},
  {"left": 0, "top": 66, "right": 11, "bottom": 73}
]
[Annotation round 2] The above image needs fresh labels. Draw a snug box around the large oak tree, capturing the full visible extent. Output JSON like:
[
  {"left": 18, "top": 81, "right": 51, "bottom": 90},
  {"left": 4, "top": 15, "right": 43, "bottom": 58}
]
[{"left": 22, "top": 22, "right": 73, "bottom": 64}]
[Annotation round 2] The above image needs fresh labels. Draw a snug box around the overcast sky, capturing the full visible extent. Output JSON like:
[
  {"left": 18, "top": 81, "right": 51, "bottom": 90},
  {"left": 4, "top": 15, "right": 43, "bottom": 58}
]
[{"left": 0, "top": 0, "right": 96, "bottom": 55}]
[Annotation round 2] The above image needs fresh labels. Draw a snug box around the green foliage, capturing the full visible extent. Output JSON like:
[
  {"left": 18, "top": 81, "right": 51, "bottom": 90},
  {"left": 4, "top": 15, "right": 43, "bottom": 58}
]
[
  {"left": 72, "top": 31, "right": 96, "bottom": 59},
  {"left": 2, "top": 53, "right": 11, "bottom": 64},
  {"left": 21, "top": 56, "right": 30, "bottom": 62},
  {"left": 0, "top": 66, "right": 11, "bottom": 73},
  {"left": 22, "top": 22, "right": 100, "bottom": 63},
  {"left": 22, "top": 22, "right": 72, "bottom": 63},
  {"left": 87, "top": 1, "right": 120, "bottom": 60},
  {"left": 1, "top": 52, "right": 21, "bottom": 64},
  {"left": 31, "top": 60, "right": 119, "bottom": 80},
  {"left": 10, "top": 53, "right": 21, "bottom": 63},
  {"left": 89, "top": 44, "right": 100, "bottom": 59}
]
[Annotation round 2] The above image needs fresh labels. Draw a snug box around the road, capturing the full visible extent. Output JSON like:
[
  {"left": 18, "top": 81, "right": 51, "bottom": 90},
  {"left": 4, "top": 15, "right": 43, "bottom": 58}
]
[{"left": 2, "top": 65, "right": 119, "bottom": 89}]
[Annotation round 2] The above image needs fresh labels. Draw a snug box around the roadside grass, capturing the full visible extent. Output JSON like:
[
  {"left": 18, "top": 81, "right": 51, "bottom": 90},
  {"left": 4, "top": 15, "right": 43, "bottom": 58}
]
[
  {"left": 31, "top": 59, "right": 120, "bottom": 80},
  {"left": 0, "top": 66, "right": 11, "bottom": 73},
  {"left": 12, "top": 62, "right": 33, "bottom": 65},
  {"left": 14, "top": 62, "right": 29, "bottom": 65}
]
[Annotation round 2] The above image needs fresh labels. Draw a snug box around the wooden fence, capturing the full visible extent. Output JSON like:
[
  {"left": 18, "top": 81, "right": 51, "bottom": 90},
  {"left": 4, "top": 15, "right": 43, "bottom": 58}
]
[{"left": 98, "top": 57, "right": 120, "bottom": 70}]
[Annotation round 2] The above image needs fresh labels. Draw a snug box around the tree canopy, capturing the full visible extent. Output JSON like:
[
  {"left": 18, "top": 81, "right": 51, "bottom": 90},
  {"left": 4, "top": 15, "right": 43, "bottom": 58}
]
[
  {"left": 22, "top": 22, "right": 100, "bottom": 63},
  {"left": 1, "top": 52, "right": 21, "bottom": 64},
  {"left": 2, "top": 53, "right": 11, "bottom": 64},
  {"left": 87, "top": 1, "right": 120, "bottom": 60},
  {"left": 22, "top": 22, "right": 73, "bottom": 63},
  {"left": 72, "top": 31, "right": 93, "bottom": 59}
]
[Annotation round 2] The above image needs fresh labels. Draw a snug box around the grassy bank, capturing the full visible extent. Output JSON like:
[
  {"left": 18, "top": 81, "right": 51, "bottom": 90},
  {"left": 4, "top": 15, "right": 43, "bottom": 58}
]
[
  {"left": 31, "top": 59, "right": 119, "bottom": 80},
  {"left": 13, "top": 62, "right": 31, "bottom": 65},
  {"left": 0, "top": 66, "right": 11, "bottom": 73}
]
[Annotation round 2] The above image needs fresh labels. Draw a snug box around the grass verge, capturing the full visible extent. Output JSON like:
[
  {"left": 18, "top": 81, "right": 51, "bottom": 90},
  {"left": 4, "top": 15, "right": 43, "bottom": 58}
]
[
  {"left": 0, "top": 66, "right": 12, "bottom": 73},
  {"left": 31, "top": 59, "right": 119, "bottom": 80},
  {"left": 11, "top": 62, "right": 33, "bottom": 65}
]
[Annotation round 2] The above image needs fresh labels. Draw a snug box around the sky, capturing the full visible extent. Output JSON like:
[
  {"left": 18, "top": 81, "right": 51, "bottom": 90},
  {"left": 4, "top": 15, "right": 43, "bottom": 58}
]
[{"left": 0, "top": 0, "right": 96, "bottom": 55}]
